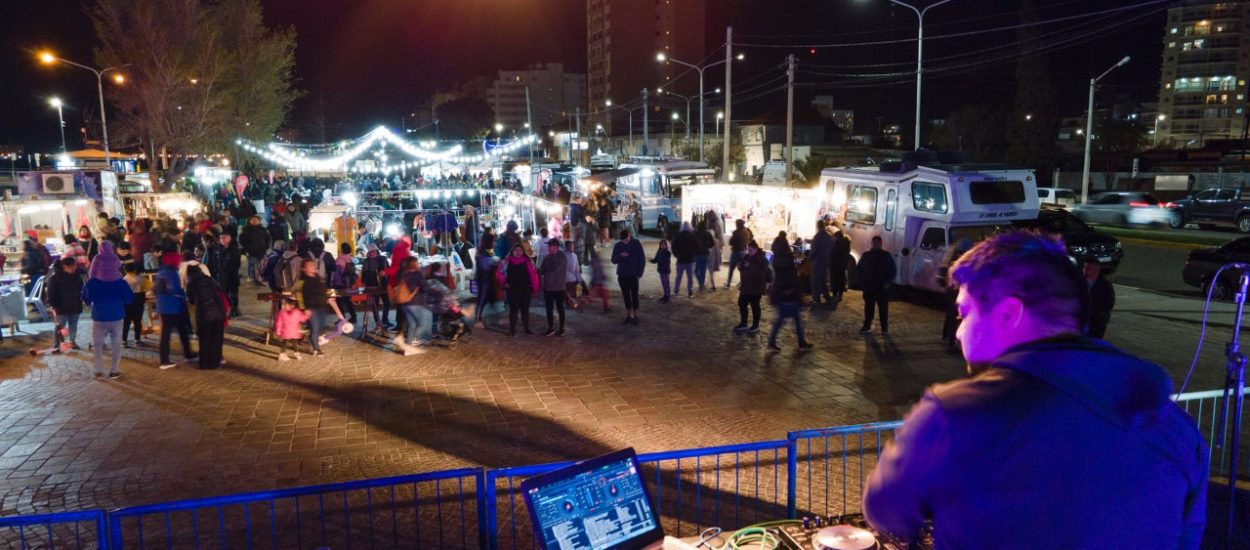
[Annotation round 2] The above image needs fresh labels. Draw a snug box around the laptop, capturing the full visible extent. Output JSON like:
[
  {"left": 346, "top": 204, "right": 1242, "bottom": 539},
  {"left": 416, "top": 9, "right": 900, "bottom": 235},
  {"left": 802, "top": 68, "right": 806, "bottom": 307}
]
[{"left": 521, "top": 448, "right": 666, "bottom": 550}]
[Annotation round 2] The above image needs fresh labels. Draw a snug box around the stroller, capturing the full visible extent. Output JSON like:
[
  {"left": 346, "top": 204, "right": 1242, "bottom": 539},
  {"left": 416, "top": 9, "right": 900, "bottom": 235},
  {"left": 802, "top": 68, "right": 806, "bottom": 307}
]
[{"left": 425, "top": 279, "right": 472, "bottom": 344}]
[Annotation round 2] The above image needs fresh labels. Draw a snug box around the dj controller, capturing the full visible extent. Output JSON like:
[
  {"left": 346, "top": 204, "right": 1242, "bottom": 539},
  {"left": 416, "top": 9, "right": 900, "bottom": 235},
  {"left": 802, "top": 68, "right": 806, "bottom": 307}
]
[{"left": 768, "top": 514, "right": 933, "bottom": 550}]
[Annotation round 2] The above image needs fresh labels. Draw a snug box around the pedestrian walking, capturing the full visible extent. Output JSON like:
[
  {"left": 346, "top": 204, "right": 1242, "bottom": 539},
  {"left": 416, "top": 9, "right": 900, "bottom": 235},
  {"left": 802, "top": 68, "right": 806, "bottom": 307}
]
[
  {"left": 809, "top": 220, "right": 834, "bottom": 304},
  {"left": 586, "top": 248, "right": 611, "bottom": 312},
  {"left": 830, "top": 229, "right": 851, "bottom": 299},
  {"left": 693, "top": 221, "right": 713, "bottom": 292},
  {"left": 563, "top": 240, "right": 583, "bottom": 308},
  {"left": 43, "top": 257, "right": 83, "bottom": 350},
  {"left": 858, "top": 236, "right": 897, "bottom": 335},
  {"left": 733, "top": 241, "right": 768, "bottom": 333},
  {"left": 121, "top": 263, "right": 149, "bottom": 347},
  {"left": 538, "top": 239, "right": 569, "bottom": 336},
  {"left": 725, "top": 219, "right": 753, "bottom": 288},
  {"left": 672, "top": 222, "right": 698, "bottom": 297},
  {"left": 391, "top": 257, "right": 430, "bottom": 355},
  {"left": 704, "top": 212, "right": 723, "bottom": 290},
  {"left": 298, "top": 258, "right": 346, "bottom": 357},
  {"left": 211, "top": 232, "right": 242, "bottom": 318},
  {"left": 497, "top": 244, "right": 539, "bottom": 336},
  {"left": 82, "top": 242, "right": 133, "bottom": 378},
  {"left": 153, "top": 248, "right": 196, "bottom": 369},
  {"left": 611, "top": 229, "right": 646, "bottom": 325},
  {"left": 1084, "top": 260, "right": 1115, "bottom": 339},
  {"left": 240, "top": 215, "right": 270, "bottom": 285},
  {"left": 474, "top": 234, "right": 499, "bottom": 328},
  {"left": 650, "top": 239, "right": 672, "bottom": 303},
  {"left": 767, "top": 241, "right": 813, "bottom": 351},
  {"left": 361, "top": 244, "right": 393, "bottom": 330},
  {"left": 185, "top": 263, "right": 228, "bottom": 369},
  {"left": 332, "top": 242, "right": 359, "bottom": 326},
  {"left": 273, "top": 298, "right": 308, "bottom": 361}
]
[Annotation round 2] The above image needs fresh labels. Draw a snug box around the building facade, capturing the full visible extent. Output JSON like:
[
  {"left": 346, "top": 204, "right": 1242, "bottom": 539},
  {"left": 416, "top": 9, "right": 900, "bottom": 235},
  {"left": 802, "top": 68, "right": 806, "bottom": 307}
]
[
  {"left": 487, "top": 63, "right": 587, "bottom": 131},
  {"left": 1156, "top": 1, "right": 1250, "bottom": 148},
  {"left": 587, "top": 0, "right": 712, "bottom": 135}
]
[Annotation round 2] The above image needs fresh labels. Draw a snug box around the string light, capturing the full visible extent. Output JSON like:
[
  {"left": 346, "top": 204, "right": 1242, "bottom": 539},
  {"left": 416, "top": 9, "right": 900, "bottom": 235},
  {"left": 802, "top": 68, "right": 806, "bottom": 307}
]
[{"left": 237, "top": 128, "right": 539, "bottom": 174}]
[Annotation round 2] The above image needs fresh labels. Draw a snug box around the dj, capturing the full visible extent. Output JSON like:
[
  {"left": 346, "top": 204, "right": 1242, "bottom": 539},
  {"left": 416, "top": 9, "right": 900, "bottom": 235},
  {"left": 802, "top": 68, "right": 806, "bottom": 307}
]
[{"left": 863, "top": 231, "right": 1208, "bottom": 548}]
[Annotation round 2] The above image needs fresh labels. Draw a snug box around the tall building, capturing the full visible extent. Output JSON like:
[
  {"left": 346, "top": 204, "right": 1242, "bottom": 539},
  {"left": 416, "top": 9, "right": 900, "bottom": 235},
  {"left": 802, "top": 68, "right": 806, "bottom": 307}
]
[
  {"left": 1156, "top": 1, "right": 1250, "bottom": 148},
  {"left": 587, "top": 0, "right": 713, "bottom": 134},
  {"left": 487, "top": 63, "right": 587, "bottom": 130}
]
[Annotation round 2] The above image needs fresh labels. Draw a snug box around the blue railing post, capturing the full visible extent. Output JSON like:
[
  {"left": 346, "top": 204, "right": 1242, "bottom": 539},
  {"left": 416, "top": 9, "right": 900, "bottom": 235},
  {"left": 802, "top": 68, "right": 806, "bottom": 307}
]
[
  {"left": 476, "top": 468, "right": 489, "bottom": 550},
  {"left": 108, "top": 510, "right": 123, "bottom": 550},
  {"left": 786, "top": 432, "right": 798, "bottom": 519},
  {"left": 483, "top": 470, "right": 499, "bottom": 550}
]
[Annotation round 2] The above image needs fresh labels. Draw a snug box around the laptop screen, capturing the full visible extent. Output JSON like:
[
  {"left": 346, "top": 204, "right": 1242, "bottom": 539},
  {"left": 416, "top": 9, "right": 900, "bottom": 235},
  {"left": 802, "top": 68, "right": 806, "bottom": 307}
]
[{"left": 522, "top": 449, "right": 663, "bottom": 550}]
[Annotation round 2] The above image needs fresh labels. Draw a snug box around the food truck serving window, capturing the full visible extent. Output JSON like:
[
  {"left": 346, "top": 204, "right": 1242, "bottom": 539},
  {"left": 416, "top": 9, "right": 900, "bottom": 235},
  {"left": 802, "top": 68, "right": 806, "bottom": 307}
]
[
  {"left": 969, "top": 180, "right": 1026, "bottom": 204},
  {"left": 846, "top": 186, "right": 878, "bottom": 224},
  {"left": 912, "top": 182, "right": 948, "bottom": 213}
]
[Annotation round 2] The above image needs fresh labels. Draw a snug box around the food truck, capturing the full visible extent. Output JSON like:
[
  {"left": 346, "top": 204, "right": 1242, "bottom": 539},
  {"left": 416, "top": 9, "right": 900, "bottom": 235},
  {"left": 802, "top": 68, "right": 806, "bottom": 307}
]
[
  {"left": 588, "top": 158, "right": 715, "bottom": 232},
  {"left": 821, "top": 163, "right": 1039, "bottom": 293}
]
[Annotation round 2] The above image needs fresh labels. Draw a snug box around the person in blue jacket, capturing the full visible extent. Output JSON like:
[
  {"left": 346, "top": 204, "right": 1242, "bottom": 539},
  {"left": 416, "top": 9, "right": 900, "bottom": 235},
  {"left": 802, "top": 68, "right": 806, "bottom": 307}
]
[
  {"left": 153, "top": 247, "right": 197, "bottom": 369},
  {"left": 863, "top": 231, "right": 1208, "bottom": 549},
  {"left": 610, "top": 229, "right": 646, "bottom": 325},
  {"left": 81, "top": 242, "right": 133, "bottom": 379}
]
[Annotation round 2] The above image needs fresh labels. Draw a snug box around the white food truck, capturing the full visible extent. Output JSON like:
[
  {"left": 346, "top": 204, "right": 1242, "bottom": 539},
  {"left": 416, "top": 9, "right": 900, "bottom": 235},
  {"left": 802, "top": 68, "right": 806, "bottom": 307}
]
[
  {"left": 614, "top": 158, "right": 716, "bottom": 231},
  {"left": 821, "top": 164, "right": 1039, "bottom": 293}
]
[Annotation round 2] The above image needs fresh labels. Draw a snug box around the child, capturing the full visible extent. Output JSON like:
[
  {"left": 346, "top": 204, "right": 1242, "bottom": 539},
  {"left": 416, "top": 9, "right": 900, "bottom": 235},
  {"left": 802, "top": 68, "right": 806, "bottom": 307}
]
[
  {"left": 650, "top": 239, "right": 673, "bottom": 303},
  {"left": 563, "top": 240, "right": 582, "bottom": 309},
  {"left": 585, "top": 248, "right": 610, "bottom": 313},
  {"left": 273, "top": 298, "right": 309, "bottom": 361},
  {"left": 122, "top": 263, "right": 150, "bottom": 347}
]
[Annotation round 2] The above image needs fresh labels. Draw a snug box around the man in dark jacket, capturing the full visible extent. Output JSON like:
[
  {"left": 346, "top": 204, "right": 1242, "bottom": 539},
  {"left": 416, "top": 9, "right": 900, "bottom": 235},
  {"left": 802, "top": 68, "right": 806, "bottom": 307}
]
[
  {"left": 43, "top": 258, "right": 83, "bottom": 349},
  {"left": 610, "top": 230, "right": 646, "bottom": 325},
  {"left": 725, "top": 219, "right": 753, "bottom": 288},
  {"left": 211, "top": 233, "right": 243, "bottom": 318},
  {"left": 538, "top": 238, "right": 569, "bottom": 335},
  {"left": 863, "top": 231, "right": 1207, "bottom": 549},
  {"left": 1084, "top": 259, "right": 1115, "bottom": 339},
  {"left": 808, "top": 220, "right": 834, "bottom": 304},
  {"left": 733, "top": 241, "right": 768, "bottom": 333},
  {"left": 671, "top": 222, "right": 699, "bottom": 297},
  {"left": 185, "top": 265, "right": 226, "bottom": 369},
  {"left": 829, "top": 229, "right": 851, "bottom": 298},
  {"left": 767, "top": 245, "right": 813, "bottom": 351},
  {"left": 857, "top": 236, "right": 897, "bottom": 334},
  {"left": 239, "top": 216, "right": 270, "bottom": 286},
  {"left": 21, "top": 237, "right": 48, "bottom": 297}
]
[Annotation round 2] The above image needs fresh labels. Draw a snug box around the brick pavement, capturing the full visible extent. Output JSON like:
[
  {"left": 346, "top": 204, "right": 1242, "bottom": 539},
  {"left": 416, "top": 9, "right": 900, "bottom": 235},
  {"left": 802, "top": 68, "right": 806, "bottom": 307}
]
[{"left": 0, "top": 240, "right": 1230, "bottom": 526}]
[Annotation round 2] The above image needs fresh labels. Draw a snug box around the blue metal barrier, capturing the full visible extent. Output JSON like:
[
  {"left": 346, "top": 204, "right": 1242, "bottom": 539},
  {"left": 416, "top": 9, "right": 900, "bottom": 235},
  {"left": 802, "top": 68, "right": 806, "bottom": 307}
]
[
  {"left": 785, "top": 421, "right": 903, "bottom": 520},
  {"left": 483, "top": 440, "right": 791, "bottom": 550},
  {"left": 0, "top": 509, "right": 108, "bottom": 550},
  {"left": 107, "top": 467, "right": 483, "bottom": 549}
]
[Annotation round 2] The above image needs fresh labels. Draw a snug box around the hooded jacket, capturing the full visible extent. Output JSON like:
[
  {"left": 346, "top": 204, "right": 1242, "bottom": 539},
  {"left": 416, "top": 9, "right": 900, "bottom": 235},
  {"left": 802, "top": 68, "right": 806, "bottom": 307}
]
[
  {"left": 497, "top": 253, "right": 539, "bottom": 294},
  {"left": 736, "top": 251, "right": 769, "bottom": 296},
  {"left": 538, "top": 249, "right": 568, "bottom": 292},
  {"left": 671, "top": 228, "right": 699, "bottom": 264},
  {"left": 43, "top": 268, "right": 83, "bottom": 315},
  {"left": 240, "top": 223, "right": 270, "bottom": 257},
  {"left": 153, "top": 254, "right": 188, "bottom": 315},
  {"left": 611, "top": 237, "right": 646, "bottom": 279},
  {"left": 864, "top": 337, "right": 1207, "bottom": 549}
]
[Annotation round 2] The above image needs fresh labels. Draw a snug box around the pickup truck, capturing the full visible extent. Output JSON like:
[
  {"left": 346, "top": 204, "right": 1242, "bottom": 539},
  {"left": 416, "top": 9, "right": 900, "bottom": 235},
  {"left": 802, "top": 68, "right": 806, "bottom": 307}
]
[{"left": 1168, "top": 188, "right": 1250, "bottom": 233}]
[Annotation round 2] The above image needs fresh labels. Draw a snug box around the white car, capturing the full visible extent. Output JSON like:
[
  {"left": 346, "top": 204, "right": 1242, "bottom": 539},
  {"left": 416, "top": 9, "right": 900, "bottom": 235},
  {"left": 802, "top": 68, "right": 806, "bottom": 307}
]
[
  {"left": 1073, "top": 191, "right": 1173, "bottom": 227},
  {"left": 1037, "top": 187, "right": 1077, "bottom": 209}
]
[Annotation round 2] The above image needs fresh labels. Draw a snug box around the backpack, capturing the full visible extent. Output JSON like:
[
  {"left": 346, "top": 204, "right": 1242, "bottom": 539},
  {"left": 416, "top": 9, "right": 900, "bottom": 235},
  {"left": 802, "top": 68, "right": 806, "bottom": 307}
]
[
  {"left": 276, "top": 255, "right": 299, "bottom": 290},
  {"left": 392, "top": 278, "right": 419, "bottom": 304},
  {"left": 313, "top": 251, "right": 329, "bottom": 280},
  {"left": 332, "top": 259, "right": 358, "bottom": 289}
]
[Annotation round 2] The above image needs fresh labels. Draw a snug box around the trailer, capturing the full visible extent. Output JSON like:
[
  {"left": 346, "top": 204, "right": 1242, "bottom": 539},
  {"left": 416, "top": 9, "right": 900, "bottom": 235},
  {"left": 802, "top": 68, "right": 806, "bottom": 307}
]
[{"left": 821, "top": 164, "right": 1039, "bottom": 293}]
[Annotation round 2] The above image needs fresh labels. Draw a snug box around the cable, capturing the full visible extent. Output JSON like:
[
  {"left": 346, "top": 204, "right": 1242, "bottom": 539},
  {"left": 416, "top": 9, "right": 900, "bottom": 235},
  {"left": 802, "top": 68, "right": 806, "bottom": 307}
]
[
  {"left": 1176, "top": 263, "right": 1231, "bottom": 396},
  {"left": 734, "top": 0, "right": 1169, "bottom": 48}
]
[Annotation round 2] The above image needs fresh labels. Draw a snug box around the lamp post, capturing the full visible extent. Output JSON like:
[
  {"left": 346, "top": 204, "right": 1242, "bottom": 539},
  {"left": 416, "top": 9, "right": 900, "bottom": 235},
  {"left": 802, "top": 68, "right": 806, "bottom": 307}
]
[
  {"left": 716, "top": 112, "right": 724, "bottom": 136},
  {"left": 670, "top": 113, "right": 680, "bottom": 155},
  {"left": 657, "top": 51, "right": 743, "bottom": 163},
  {"left": 1153, "top": 114, "right": 1166, "bottom": 147},
  {"left": 604, "top": 99, "right": 639, "bottom": 157},
  {"left": 38, "top": 51, "right": 127, "bottom": 168},
  {"left": 1080, "top": 55, "right": 1131, "bottom": 205},
  {"left": 875, "top": 0, "right": 953, "bottom": 150},
  {"left": 657, "top": 88, "right": 694, "bottom": 142},
  {"left": 48, "top": 97, "right": 67, "bottom": 153}
]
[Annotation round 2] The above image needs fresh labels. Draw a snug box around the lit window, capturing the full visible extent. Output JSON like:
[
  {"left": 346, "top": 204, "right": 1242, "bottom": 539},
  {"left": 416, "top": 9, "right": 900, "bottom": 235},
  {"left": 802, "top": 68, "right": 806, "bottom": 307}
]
[
  {"left": 1169, "top": 42, "right": 1177, "bottom": 48},
  {"left": 1171, "top": 27, "right": 1179, "bottom": 34}
]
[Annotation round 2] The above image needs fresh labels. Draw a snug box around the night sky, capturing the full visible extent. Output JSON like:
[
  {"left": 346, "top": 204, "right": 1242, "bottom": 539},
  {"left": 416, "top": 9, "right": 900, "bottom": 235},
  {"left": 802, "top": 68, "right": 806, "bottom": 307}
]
[{"left": 0, "top": 0, "right": 1167, "bottom": 154}]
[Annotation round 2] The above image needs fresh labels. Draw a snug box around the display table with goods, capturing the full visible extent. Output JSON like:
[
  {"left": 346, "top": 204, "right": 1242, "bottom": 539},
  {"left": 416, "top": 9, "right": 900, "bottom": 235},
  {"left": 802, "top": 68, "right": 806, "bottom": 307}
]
[{"left": 681, "top": 184, "right": 831, "bottom": 244}]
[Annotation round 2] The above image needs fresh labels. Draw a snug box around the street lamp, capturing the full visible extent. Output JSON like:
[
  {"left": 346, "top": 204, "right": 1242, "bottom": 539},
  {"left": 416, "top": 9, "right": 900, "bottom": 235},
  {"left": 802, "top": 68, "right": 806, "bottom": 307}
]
[
  {"left": 1153, "top": 114, "right": 1166, "bottom": 147},
  {"left": 48, "top": 97, "right": 66, "bottom": 153},
  {"left": 1080, "top": 55, "right": 1131, "bottom": 205},
  {"left": 38, "top": 50, "right": 127, "bottom": 167},
  {"left": 670, "top": 112, "right": 681, "bottom": 155},
  {"left": 604, "top": 99, "right": 640, "bottom": 156},
  {"left": 658, "top": 89, "right": 697, "bottom": 142},
  {"left": 871, "top": 0, "right": 953, "bottom": 150},
  {"left": 656, "top": 51, "right": 743, "bottom": 163},
  {"left": 716, "top": 112, "right": 724, "bottom": 136}
]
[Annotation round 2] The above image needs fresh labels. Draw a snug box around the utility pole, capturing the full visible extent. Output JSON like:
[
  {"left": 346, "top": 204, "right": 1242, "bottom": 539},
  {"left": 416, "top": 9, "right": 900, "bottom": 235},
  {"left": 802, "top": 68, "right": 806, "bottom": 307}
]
[
  {"left": 575, "top": 107, "right": 582, "bottom": 166},
  {"left": 642, "top": 88, "right": 650, "bottom": 156},
  {"left": 722, "top": 26, "right": 733, "bottom": 180},
  {"left": 785, "top": 54, "right": 796, "bottom": 187},
  {"left": 526, "top": 86, "right": 536, "bottom": 189}
]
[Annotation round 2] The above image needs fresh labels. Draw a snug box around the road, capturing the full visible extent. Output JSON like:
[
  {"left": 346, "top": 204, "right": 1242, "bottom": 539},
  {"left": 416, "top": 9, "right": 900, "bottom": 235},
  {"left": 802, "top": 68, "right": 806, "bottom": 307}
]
[{"left": 1093, "top": 224, "right": 1240, "bottom": 295}]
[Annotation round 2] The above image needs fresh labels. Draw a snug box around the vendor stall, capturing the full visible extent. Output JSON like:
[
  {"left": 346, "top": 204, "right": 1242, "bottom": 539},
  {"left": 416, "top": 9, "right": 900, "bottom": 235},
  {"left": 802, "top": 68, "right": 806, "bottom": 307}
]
[
  {"left": 120, "top": 192, "right": 203, "bottom": 220},
  {"left": 681, "top": 184, "right": 831, "bottom": 242}
]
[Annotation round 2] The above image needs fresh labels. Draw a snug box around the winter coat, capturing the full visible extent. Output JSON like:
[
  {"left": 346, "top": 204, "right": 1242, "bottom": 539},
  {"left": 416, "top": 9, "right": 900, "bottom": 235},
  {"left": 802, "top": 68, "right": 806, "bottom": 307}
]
[
  {"left": 864, "top": 337, "right": 1207, "bottom": 549},
  {"left": 736, "top": 252, "right": 769, "bottom": 296},
  {"left": 43, "top": 270, "right": 84, "bottom": 315},
  {"left": 538, "top": 251, "right": 568, "bottom": 292},
  {"left": 672, "top": 231, "right": 699, "bottom": 264},
  {"left": 769, "top": 255, "right": 802, "bottom": 304},
  {"left": 694, "top": 230, "right": 713, "bottom": 258},
  {"left": 240, "top": 224, "right": 271, "bottom": 257},
  {"left": 274, "top": 306, "right": 311, "bottom": 340},
  {"left": 82, "top": 278, "right": 134, "bottom": 322},
  {"left": 729, "top": 227, "right": 753, "bottom": 253},
  {"left": 209, "top": 243, "right": 242, "bottom": 290},
  {"left": 21, "top": 242, "right": 48, "bottom": 281},
  {"left": 831, "top": 233, "right": 851, "bottom": 270},
  {"left": 153, "top": 265, "right": 188, "bottom": 315},
  {"left": 649, "top": 249, "right": 672, "bottom": 274},
  {"left": 185, "top": 271, "right": 227, "bottom": 323},
  {"left": 497, "top": 254, "right": 539, "bottom": 294},
  {"left": 809, "top": 230, "right": 834, "bottom": 266},
  {"left": 610, "top": 238, "right": 646, "bottom": 279},
  {"left": 857, "top": 248, "right": 897, "bottom": 292}
]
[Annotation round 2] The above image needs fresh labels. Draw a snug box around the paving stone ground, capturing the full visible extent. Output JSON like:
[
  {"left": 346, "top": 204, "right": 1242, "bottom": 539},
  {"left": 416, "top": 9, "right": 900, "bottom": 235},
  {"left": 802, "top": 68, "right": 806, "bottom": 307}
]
[{"left": 0, "top": 239, "right": 1237, "bottom": 536}]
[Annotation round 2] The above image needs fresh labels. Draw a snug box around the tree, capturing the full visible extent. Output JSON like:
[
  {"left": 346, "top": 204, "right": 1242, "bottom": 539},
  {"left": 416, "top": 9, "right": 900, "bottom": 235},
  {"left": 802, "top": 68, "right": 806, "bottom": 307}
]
[
  {"left": 90, "top": 0, "right": 298, "bottom": 189},
  {"left": 929, "top": 104, "right": 1010, "bottom": 162},
  {"left": 1093, "top": 115, "right": 1147, "bottom": 190},
  {"left": 434, "top": 98, "right": 496, "bottom": 139},
  {"left": 793, "top": 153, "right": 838, "bottom": 185}
]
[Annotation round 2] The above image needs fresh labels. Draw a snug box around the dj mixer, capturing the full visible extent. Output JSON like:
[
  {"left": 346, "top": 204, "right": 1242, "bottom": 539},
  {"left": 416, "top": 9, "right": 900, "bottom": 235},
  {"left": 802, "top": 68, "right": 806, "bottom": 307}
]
[{"left": 768, "top": 514, "right": 933, "bottom": 550}]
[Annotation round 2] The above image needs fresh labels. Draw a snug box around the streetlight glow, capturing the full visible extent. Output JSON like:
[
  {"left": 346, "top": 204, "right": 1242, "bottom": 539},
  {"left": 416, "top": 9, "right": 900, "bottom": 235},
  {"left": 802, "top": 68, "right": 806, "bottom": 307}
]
[
  {"left": 48, "top": 97, "right": 62, "bottom": 108},
  {"left": 605, "top": 99, "right": 612, "bottom": 107},
  {"left": 656, "top": 53, "right": 666, "bottom": 62},
  {"left": 38, "top": 51, "right": 56, "bottom": 64},
  {"left": 494, "top": 123, "right": 503, "bottom": 133},
  {"left": 112, "top": 74, "right": 125, "bottom": 84}
]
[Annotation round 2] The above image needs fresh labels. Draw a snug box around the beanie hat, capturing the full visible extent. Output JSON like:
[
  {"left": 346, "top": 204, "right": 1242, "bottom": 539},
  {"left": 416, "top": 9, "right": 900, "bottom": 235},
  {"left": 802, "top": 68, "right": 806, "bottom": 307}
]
[{"left": 89, "top": 241, "right": 123, "bottom": 282}]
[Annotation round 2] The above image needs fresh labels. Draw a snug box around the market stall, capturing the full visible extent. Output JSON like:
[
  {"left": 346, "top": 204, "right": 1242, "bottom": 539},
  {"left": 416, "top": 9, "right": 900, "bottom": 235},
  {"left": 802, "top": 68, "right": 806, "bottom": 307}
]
[
  {"left": 681, "top": 183, "right": 831, "bottom": 242},
  {"left": 120, "top": 192, "right": 203, "bottom": 220}
]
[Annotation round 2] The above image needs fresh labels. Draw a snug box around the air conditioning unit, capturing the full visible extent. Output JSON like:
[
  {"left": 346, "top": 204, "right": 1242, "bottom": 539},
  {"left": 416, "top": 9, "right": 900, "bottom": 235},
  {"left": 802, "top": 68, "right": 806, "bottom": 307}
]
[{"left": 41, "top": 173, "right": 75, "bottom": 194}]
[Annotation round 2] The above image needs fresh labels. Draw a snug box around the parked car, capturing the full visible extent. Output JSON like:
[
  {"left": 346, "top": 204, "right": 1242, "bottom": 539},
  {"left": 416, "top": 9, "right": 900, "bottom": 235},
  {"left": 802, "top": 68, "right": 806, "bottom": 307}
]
[
  {"left": 1182, "top": 236, "right": 1250, "bottom": 300},
  {"left": 1167, "top": 187, "right": 1250, "bottom": 233},
  {"left": 1037, "top": 187, "right": 1077, "bottom": 209},
  {"left": 1015, "top": 206, "right": 1124, "bottom": 274},
  {"left": 1073, "top": 191, "right": 1172, "bottom": 227}
]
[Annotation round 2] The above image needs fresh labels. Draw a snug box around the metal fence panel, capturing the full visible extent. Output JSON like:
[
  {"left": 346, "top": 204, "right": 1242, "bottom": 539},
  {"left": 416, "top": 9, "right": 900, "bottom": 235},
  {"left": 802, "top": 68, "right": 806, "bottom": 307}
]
[
  {"left": 107, "top": 468, "right": 483, "bottom": 550},
  {"left": 785, "top": 421, "right": 903, "bottom": 520},
  {"left": 1174, "top": 387, "right": 1250, "bottom": 481},
  {"left": 0, "top": 510, "right": 108, "bottom": 550}
]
